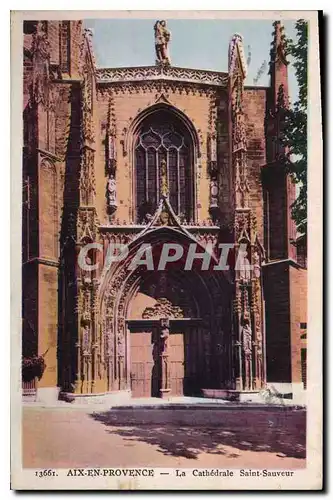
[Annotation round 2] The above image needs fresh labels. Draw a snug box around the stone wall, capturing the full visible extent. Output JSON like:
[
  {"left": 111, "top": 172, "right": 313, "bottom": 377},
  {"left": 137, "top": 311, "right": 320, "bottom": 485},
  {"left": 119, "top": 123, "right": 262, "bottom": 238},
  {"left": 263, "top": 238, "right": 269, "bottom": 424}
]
[
  {"left": 95, "top": 84, "right": 228, "bottom": 225},
  {"left": 263, "top": 261, "right": 292, "bottom": 384},
  {"left": 264, "top": 261, "right": 307, "bottom": 389},
  {"left": 243, "top": 88, "right": 267, "bottom": 242}
]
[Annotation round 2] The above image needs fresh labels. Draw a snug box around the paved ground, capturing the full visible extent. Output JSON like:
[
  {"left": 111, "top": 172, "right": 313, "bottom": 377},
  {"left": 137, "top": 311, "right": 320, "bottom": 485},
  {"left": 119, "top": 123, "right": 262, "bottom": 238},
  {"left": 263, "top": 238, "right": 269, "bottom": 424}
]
[{"left": 23, "top": 406, "right": 306, "bottom": 469}]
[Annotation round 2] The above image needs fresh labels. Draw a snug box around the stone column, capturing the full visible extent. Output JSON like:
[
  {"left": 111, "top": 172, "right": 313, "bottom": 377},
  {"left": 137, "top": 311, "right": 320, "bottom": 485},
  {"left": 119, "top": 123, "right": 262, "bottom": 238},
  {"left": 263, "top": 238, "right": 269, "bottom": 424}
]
[
  {"left": 159, "top": 318, "right": 171, "bottom": 399},
  {"left": 233, "top": 281, "right": 243, "bottom": 391},
  {"left": 104, "top": 318, "right": 114, "bottom": 392},
  {"left": 250, "top": 249, "right": 264, "bottom": 389},
  {"left": 117, "top": 317, "right": 126, "bottom": 390}
]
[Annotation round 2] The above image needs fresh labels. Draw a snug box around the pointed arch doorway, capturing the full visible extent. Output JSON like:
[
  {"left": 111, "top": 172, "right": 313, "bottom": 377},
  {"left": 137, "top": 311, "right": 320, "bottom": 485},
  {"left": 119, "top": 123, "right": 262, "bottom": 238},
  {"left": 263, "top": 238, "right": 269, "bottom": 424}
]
[
  {"left": 99, "top": 209, "right": 233, "bottom": 399},
  {"left": 126, "top": 270, "right": 209, "bottom": 399}
]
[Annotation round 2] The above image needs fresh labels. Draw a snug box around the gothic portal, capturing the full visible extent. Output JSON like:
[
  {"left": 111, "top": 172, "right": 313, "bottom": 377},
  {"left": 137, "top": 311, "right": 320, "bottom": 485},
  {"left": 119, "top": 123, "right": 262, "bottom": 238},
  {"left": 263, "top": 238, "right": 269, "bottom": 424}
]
[{"left": 22, "top": 20, "right": 307, "bottom": 402}]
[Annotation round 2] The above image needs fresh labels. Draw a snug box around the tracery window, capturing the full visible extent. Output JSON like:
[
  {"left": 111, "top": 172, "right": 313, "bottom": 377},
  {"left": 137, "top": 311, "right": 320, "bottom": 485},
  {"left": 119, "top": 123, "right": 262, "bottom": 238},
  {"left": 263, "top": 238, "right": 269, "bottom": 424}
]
[{"left": 135, "top": 114, "right": 193, "bottom": 222}]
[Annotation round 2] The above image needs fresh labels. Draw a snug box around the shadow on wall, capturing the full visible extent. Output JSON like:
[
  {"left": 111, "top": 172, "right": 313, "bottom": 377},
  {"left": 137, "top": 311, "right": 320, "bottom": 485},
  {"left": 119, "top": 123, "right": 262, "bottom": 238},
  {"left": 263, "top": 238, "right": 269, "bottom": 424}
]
[{"left": 90, "top": 408, "right": 306, "bottom": 460}]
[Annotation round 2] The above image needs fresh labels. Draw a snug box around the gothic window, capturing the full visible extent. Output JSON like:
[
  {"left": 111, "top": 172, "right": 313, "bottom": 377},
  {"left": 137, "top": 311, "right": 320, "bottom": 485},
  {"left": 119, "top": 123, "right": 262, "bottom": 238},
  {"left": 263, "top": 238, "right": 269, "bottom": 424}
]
[{"left": 135, "top": 114, "right": 193, "bottom": 222}]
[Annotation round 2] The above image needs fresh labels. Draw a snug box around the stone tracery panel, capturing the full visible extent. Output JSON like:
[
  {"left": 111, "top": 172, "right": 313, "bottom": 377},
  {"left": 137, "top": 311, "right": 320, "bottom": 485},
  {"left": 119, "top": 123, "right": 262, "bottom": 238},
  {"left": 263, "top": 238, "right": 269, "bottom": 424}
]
[{"left": 96, "top": 66, "right": 228, "bottom": 87}]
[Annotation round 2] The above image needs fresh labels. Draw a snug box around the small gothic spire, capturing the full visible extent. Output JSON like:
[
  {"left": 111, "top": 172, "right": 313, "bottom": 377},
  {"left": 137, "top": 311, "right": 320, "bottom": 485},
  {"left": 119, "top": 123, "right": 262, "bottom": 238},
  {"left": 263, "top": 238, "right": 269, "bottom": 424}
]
[
  {"left": 269, "top": 21, "right": 288, "bottom": 69},
  {"left": 269, "top": 20, "right": 289, "bottom": 110}
]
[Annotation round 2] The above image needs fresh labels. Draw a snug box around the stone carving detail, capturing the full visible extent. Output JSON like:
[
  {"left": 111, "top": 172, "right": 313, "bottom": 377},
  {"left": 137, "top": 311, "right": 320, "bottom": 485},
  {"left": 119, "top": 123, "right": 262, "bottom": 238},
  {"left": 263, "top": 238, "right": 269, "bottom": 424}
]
[
  {"left": 234, "top": 210, "right": 251, "bottom": 242},
  {"left": 142, "top": 298, "right": 184, "bottom": 319},
  {"left": 233, "top": 114, "right": 247, "bottom": 153},
  {"left": 228, "top": 33, "right": 247, "bottom": 78},
  {"left": 104, "top": 93, "right": 118, "bottom": 213},
  {"left": 83, "top": 58, "right": 93, "bottom": 110},
  {"left": 80, "top": 147, "right": 96, "bottom": 206},
  {"left": 233, "top": 207, "right": 265, "bottom": 390},
  {"left": 81, "top": 323, "right": 91, "bottom": 355},
  {"left": 100, "top": 264, "right": 143, "bottom": 389},
  {"left": 106, "top": 175, "right": 117, "bottom": 212},
  {"left": 208, "top": 94, "right": 218, "bottom": 171},
  {"left": 160, "top": 318, "right": 170, "bottom": 342},
  {"left": 250, "top": 243, "right": 265, "bottom": 388},
  {"left": 77, "top": 207, "right": 99, "bottom": 243},
  {"left": 238, "top": 246, "right": 251, "bottom": 285},
  {"left": 159, "top": 318, "right": 171, "bottom": 397},
  {"left": 241, "top": 313, "right": 252, "bottom": 356},
  {"left": 118, "top": 268, "right": 142, "bottom": 319},
  {"left": 83, "top": 28, "right": 96, "bottom": 67},
  {"left": 207, "top": 90, "right": 219, "bottom": 217},
  {"left": 154, "top": 92, "right": 172, "bottom": 105},
  {"left": 104, "top": 322, "right": 114, "bottom": 358},
  {"left": 98, "top": 82, "right": 217, "bottom": 100},
  {"left": 210, "top": 179, "right": 219, "bottom": 209},
  {"left": 160, "top": 158, "right": 168, "bottom": 197},
  {"left": 96, "top": 66, "right": 228, "bottom": 87},
  {"left": 82, "top": 56, "right": 95, "bottom": 144},
  {"left": 105, "top": 94, "right": 117, "bottom": 173},
  {"left": 76, "top": 266, "right": 101, "bottom": 390},
  {"left": 235, "top": 156, "right": 250, "bottom": 207},
  {"left": 30, "top": 22, "right": 52, "bottom": 108},
  {"left": 154, "top": 20, "right": 171, "bottom": 66},
  {"left": 191, "top": 231, "right": 219, "bottom": 250},
  {"left": 78, "top": 286, "right": 92, "bottom": 358},
  {"left": 208, "top": 132, "right": 217, "bottom": 170},
  {"left": 229, "top": 33, "right": 249, "bottom": 210},
  {"left": 54, "top": 87, "right": 71, "bottom": 160},
  {"left": 102, "top": 231, "right": 136, "bottom": 246}
]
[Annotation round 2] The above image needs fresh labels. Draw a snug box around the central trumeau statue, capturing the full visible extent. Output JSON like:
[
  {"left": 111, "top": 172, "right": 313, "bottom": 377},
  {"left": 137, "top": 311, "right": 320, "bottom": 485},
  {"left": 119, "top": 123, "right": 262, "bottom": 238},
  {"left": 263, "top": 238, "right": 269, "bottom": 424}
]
[{"left": 154, "top": 20, "right": 171, "bottom": 66}]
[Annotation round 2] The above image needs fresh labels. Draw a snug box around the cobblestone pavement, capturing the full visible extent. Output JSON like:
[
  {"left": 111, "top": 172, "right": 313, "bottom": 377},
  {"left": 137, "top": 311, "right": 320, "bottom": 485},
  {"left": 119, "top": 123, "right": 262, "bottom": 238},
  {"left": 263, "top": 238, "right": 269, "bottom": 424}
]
[{"left": 23, "top": 407, "right": 306, "bottom": 469}]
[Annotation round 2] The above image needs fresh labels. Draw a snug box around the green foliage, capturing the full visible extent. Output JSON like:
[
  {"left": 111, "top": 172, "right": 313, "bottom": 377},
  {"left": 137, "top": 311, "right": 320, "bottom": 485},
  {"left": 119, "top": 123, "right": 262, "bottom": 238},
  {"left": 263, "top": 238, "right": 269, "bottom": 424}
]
[{"left": 283, "top": 20, "right": 308, "bottom": 236}]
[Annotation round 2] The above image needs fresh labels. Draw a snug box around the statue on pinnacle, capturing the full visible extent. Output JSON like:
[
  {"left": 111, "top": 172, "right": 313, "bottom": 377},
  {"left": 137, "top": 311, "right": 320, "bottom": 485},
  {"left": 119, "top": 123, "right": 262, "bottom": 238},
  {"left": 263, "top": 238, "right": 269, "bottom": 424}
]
[{"left": 154, "top": 20, "right": 171, "bottom": 66}]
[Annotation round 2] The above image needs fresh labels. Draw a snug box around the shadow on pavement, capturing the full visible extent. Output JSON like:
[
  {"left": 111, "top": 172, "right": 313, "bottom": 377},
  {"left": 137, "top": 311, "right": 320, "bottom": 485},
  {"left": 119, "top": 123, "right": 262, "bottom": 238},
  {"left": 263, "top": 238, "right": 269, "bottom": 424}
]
[{"left": 90, "top": 408, "right": 306, "bottom": 460}]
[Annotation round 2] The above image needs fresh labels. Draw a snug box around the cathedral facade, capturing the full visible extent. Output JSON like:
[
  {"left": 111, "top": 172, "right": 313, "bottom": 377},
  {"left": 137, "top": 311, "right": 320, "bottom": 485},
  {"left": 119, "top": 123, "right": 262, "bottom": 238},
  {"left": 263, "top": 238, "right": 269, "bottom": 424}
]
[{"left": 22, "top": 20, "right": 307, "bottom": 402}]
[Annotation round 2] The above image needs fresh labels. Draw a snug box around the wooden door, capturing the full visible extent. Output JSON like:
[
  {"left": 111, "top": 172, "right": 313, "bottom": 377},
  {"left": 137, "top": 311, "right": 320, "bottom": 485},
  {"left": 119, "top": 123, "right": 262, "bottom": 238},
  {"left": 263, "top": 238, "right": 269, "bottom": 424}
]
[
  {"left": 130, "top": 329, "right": 154, "bottom": 398},
  {"left": 169, "top": 331, "right": 185, "bottom": 396},
  {"left": 130, "top": 327, "right": 160, "bottom": 398}
]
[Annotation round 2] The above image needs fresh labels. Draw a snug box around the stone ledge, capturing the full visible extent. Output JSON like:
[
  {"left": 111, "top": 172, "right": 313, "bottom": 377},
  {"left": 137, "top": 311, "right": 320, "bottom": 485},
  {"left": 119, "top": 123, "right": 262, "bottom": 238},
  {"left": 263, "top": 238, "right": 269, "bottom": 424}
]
[
  {"left": 96, "top": 65, "right": 228, "bottom": 87},
  {"left": 202, "top": 388, "right": 264, "bottom": 403},
  {"left": 59, "top": 390, "right": 131, "bottom": 406}
]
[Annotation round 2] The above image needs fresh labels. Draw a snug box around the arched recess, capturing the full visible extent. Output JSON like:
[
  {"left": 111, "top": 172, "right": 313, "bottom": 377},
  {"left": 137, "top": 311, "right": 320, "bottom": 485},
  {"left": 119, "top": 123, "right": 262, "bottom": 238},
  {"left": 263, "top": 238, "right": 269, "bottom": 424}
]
[
  {"left": 98, "top": 226, "right": 233, "bottom": 395},
  {"left": 124, "top": 103, "right": 201, "bottom": 223}
]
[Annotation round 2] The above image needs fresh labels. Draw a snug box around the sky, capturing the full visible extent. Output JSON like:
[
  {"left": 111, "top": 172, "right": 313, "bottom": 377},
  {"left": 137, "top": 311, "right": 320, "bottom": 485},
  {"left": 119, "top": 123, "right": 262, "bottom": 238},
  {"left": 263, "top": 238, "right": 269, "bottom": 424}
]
[{"left": 84, "top": 18, "right": 299, "bottom": 104}]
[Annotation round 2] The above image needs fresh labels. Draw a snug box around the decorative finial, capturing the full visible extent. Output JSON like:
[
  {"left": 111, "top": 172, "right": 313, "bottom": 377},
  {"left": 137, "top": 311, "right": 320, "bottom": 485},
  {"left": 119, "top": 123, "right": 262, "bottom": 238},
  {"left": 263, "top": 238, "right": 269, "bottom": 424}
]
[
  {"left": 228, "top": 32, "right": 247, "bottom": 79},
  {"left": 270, "top": 21, "right": 288, "bottom": 67},
  {"left": 154, "top": 20, "right": 171, "bottom": 66}
]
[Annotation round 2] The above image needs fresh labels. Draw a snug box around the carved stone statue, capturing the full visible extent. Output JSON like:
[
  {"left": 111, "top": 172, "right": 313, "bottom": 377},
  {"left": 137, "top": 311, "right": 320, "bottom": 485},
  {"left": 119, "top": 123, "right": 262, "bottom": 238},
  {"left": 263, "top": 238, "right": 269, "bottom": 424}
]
[
  {"left": 106, "top": 175, "right": 117, "bottom": 210},
  {"left": 160, "top": 321, "right": 170, "bottom": 343},
  {"left": 253, "top": 249, "right": 261, "bottom": 279},
  {"left": 154, "top": 20, "right": 171, "bottom": 66},
  {"left": 210, "top": 179, "right": 219, "bottom": 208},
  {"left": 82, "top": 324, "right": 90, "bottom": 355},
  {"left": 160, "top": 158, "right": 169, "bottom": 197},
  {"left": 241, "top": 314, "right": 252, "bottom": 356},
  {"left": 241, "top": 312, "right": 252, "bottom": 389},
  {"left": 238, "top": 246, "right": 251, "bottom": 283}
]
